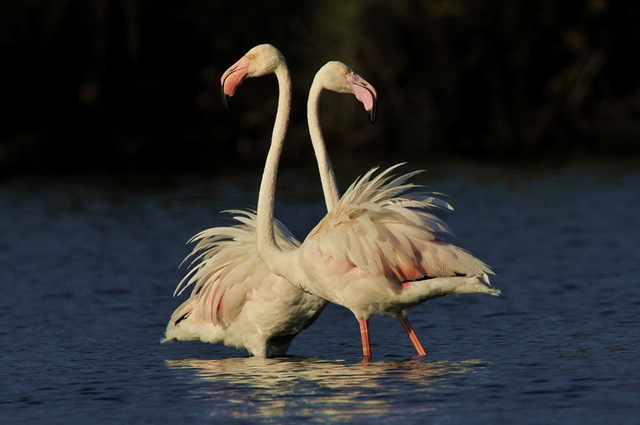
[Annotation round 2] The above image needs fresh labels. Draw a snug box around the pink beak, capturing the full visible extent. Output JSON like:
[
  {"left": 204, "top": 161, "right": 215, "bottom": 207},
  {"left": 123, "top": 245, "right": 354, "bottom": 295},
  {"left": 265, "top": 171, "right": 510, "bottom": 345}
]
[
  {"left": 220, "top": 56, "right": 251, "bottom": 110},
  {"left": 347, "top": 73, "right": 378, "bottom": 124}
]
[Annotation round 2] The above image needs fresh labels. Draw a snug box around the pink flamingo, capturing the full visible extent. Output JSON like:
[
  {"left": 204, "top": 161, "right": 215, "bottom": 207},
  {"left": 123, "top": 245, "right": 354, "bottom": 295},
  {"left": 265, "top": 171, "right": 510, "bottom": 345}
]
[
  {"left": 221, "top": 45, "right": 501, "bottom": 361},
  {"left": 163, "top": 46, "right": 377, "bottom": 357}
]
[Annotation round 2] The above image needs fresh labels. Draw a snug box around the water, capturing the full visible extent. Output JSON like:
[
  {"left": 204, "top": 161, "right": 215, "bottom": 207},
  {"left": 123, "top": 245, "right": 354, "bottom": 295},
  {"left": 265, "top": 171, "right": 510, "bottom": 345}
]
[{"left": 1, "top": 161, "right": 639, "bottom": 424}]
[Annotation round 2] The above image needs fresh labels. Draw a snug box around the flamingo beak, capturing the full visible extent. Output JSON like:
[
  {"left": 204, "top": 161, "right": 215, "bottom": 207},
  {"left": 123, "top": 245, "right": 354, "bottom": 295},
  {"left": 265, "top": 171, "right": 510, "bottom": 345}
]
[
  {"left": 347, "top": 73, "right": 378, "bottom": 124},
  {"left": 220, "top": 56, "right": 251, "bottom": 111}
]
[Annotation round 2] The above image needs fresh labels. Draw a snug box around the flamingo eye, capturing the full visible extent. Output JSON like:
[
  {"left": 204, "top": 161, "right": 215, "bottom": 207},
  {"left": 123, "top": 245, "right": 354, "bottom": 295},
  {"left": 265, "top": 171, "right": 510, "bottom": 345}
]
[
  {"left": 247, "top": 53, "right": 256, "bottom": 61},
  {"left": 341, "top": 69, "right": 349, "bottom": 77}
]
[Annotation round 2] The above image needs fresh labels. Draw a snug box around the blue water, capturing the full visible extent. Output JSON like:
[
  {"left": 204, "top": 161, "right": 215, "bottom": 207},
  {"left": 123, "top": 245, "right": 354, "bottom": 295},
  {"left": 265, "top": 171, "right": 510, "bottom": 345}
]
[{"left": 1, "top": 161, "right": 639, "bottom": 424}]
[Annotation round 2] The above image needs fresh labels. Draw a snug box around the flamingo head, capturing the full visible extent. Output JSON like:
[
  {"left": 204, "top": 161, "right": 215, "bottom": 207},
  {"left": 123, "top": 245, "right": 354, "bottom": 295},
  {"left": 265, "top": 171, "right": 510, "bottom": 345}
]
[
  {"left": 220, "top": 44, "right": 286, "bottom": 110},
  {"left": 316, "top": 61, "right": 378, "bottom": 124}
]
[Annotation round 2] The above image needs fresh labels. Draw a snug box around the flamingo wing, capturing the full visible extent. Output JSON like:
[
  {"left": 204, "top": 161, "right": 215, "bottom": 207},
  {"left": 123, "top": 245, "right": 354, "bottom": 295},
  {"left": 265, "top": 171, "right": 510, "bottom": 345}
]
[
  {"left": 174, "top": 210, "right": 301, "bottom": 328},
  {"left": 305, "top": 164, "right": 493, "bottom": 284}
]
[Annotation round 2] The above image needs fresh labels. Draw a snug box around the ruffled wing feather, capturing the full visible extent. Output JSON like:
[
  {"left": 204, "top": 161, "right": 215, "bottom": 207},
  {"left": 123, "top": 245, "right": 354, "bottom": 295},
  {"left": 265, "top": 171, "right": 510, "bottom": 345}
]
[
  {"left": 306, "top": 164, "right": 492, "bottom": 283},
  {"left": 172, "top": 210, "right": 300, "bottom": 328}
]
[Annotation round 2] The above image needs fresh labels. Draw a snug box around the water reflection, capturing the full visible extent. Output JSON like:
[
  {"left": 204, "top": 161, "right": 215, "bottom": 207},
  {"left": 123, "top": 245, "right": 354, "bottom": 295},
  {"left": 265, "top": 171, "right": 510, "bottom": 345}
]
[{"left": 166, "top": 357, "right": 485, "bottom": 421}]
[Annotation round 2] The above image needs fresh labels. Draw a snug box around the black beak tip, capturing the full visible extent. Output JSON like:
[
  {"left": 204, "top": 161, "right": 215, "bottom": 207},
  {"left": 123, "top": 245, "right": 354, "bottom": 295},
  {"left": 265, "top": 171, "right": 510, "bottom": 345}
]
[
  {"left": 222, "top": 91, "right": 232, "bottom": 111},
  {"left": 368, "top": 103, "right": 377, "bottom": 124}
]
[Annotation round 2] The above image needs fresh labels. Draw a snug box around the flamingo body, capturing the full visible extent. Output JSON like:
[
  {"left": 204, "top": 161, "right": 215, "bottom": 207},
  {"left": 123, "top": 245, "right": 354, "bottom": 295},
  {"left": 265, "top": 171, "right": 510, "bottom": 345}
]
[
  {"left": 282, "top": 165, "right": 498, "bottom": 322},
  {"left": 164, "top": 211, "right": 324, "bottom": 357}
]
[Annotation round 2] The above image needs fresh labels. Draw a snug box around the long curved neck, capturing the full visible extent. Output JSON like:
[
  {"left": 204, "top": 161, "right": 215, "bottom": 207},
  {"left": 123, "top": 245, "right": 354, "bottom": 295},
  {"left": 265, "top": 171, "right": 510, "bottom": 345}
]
[
  {"left": 307, "top": 81, "right": 340, "bottom": 211},
  {"left": 256, "top": 65, "right": 292, "bottom": 263}
]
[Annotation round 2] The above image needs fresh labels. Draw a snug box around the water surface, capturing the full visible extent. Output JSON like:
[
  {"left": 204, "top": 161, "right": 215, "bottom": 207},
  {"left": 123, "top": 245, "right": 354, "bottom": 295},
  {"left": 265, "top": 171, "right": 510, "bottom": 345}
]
[{"left": 1, "top": 161, "right": 638, "bottom": 424}]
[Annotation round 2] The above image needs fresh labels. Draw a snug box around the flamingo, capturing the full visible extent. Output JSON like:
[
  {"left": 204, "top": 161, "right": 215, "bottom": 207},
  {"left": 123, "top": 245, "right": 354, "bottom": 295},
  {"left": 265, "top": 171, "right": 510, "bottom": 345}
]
[
  {"left": 163, "top": 46, "right": 377, "bottom": 357},
  {"left": 220, "top": 45, "right": 501, "bottom": 361}
]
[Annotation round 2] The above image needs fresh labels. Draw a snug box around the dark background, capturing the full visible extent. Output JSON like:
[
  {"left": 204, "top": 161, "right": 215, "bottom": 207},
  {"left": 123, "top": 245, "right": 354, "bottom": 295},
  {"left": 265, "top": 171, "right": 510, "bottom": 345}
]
[{"left": 2, "top": 0, "right": 639, "bottom": 176}]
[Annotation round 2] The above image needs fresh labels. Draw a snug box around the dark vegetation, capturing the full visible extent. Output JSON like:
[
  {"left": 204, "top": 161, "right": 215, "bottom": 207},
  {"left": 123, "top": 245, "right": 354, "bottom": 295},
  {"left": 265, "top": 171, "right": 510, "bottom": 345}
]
[{"left": 2, "top": 0, "right": 639, "bottom": 175}]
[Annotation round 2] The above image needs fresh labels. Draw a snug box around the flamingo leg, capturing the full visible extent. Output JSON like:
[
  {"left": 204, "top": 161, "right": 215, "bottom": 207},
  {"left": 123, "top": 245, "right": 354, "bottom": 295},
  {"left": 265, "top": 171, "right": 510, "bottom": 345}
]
[
  {"left": 358, "top": 318, "right": 372, "bottom": 361},
  {"left": 402, "top": 319, "right": 427, "bottom": 356}
]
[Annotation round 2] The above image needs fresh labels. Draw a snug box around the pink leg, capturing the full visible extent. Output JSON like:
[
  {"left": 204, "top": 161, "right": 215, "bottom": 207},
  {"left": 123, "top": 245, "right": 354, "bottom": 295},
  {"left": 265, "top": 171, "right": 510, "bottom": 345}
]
[
  {"left": 402, "top": 319, "right": 427, "bottom": 356},
  {"left": 359, "top": 318, "right": 372, "bottom": 361}
]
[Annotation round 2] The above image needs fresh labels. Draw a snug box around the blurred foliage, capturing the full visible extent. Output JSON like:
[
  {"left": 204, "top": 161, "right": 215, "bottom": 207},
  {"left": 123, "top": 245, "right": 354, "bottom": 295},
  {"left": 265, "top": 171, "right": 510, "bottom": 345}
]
[{"left": 1, "top": 0, "right": 639, "bottom": 174}]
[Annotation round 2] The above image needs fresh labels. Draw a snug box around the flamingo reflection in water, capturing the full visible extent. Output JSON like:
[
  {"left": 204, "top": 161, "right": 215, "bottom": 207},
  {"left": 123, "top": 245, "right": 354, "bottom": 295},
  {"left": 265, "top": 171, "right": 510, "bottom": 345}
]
[{"left": 166, "top": 356, "right": 485, "bottom": 421}]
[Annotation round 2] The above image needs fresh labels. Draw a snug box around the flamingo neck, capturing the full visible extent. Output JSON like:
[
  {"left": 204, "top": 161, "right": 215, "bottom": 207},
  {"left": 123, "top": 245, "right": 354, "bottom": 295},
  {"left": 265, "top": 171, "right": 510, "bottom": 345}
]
[
  {"left": 256, "top": 64, "right": 292, "bottom": 267},
  {"left": 307, "top": 82, "right": 340, "bottom": 211}
]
